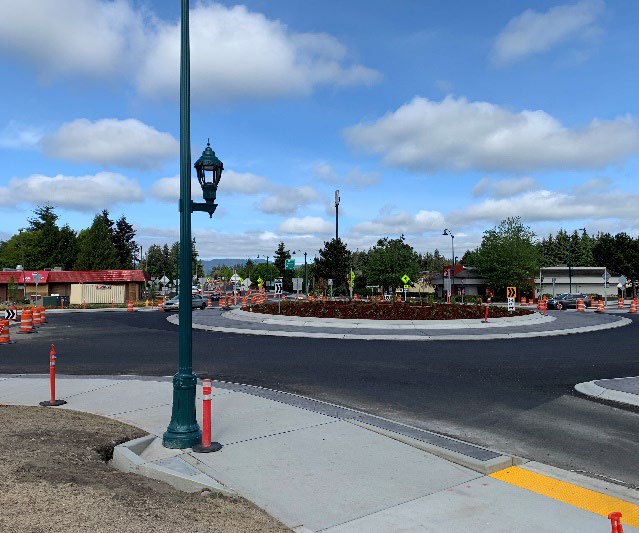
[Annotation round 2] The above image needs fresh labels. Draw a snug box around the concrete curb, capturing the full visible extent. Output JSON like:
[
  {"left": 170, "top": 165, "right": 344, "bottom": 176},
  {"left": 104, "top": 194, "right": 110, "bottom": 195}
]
[
  {"left": 169, "top": 314, "right": 632, "bottom": 341},
  {"left": 347, "top": 419, "right": 517, "bottom": 474},
  {"left": 574, "top": 379, "right": 639, "bottom": 408},
  {"left": 112, "top": 434, "right": 234, "bottom": 495}
]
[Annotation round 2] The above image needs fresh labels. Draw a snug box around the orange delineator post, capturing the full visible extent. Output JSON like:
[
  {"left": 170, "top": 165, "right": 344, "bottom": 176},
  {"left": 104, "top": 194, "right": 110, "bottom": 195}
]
[
  {"left": 19, "top": 309, "right": 34, "bottom": 334},
  {"left": 608, "top": 511, "right": 625, "bottom": 533},
  {"left": 39, "top": 344, "right": 67, "bottom": 407},
  {"left": 192, "top": 379, "right": 222, "bottom": 453},
  {"left": 618, "top": 298, "right": 624, "bottom": 309},
  {"left": 157, "top": 299, "right": 163, "bottom": 311}
]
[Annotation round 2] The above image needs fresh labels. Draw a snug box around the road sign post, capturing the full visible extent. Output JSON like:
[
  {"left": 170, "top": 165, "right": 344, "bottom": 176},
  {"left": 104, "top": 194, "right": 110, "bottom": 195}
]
[{"left": 506, "top": 286, "right": 516, "bottom": 312}]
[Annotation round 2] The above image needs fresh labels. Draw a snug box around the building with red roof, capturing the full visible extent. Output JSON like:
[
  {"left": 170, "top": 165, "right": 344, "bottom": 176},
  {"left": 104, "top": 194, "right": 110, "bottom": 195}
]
[{"left": 0, "top": 270, "right": 150, "bottom": 304}]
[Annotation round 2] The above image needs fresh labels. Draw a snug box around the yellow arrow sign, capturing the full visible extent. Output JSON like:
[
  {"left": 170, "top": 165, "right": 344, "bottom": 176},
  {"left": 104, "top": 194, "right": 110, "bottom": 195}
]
[{"left": 507, "top": 287, "right": 516, "bottom": 298}]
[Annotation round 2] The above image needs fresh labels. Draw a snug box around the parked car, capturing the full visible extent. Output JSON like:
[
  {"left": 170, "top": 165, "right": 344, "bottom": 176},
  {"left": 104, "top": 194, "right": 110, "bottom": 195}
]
[
  {"left": 163, "top": 294, "right": 207, "bottom": 311},
  {"left": 546, "top": 293, "right": 592, "bottom": 310}
]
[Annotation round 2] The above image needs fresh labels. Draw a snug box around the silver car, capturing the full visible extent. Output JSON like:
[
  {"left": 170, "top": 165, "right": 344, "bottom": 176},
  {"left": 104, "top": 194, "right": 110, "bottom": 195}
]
[{"left": 163, "top": 294, "right": 207, "bottom": 311}]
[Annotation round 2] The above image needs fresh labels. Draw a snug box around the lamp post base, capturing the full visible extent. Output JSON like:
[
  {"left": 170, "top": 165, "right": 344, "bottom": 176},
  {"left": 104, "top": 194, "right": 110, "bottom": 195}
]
[{"left": 162, "top": 372, "right": 201, "bottom": 449}]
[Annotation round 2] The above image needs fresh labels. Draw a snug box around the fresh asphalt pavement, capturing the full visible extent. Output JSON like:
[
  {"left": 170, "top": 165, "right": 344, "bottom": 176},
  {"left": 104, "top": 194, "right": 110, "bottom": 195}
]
[{"left": 2, "top": 308, "right": 638, "bottom": 489}]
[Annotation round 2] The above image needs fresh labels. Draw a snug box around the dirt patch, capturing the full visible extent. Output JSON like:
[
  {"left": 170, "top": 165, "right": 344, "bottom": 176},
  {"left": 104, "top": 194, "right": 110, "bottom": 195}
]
[{"left": 0, "top": 405, "right": 289, "bottom": 532}]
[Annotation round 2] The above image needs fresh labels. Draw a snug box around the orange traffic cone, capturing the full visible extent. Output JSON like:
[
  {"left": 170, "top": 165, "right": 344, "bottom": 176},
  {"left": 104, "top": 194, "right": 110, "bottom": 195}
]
[
  {"left": 618, "top": 298, "right": 624, "bottom": 309},
  {"left": 577, "top": 299, "right": 585, "bottom": 312}
]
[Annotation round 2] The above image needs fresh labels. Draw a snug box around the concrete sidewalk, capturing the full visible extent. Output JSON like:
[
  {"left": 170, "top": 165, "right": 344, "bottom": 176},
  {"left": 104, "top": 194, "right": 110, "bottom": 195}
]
[{"left": 1, "top": 374, "right": 637, "bottom": 532}]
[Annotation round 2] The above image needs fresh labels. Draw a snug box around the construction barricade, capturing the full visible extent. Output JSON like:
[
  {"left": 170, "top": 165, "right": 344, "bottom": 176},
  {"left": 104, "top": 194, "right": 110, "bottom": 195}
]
[{"left": 19, "top": 309, "right": 34, "bottom": 334}]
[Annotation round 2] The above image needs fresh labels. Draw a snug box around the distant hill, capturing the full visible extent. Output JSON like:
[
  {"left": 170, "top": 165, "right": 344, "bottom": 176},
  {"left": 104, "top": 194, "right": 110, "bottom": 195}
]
[{"left": 200, "top": 258, "right": 264, "bottom": 273}]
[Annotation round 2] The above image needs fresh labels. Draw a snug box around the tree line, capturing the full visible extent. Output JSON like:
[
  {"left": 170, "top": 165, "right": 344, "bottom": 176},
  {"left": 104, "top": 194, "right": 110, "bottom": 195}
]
[
  {"left": 4, "top": 207, "right": 637, "bottom": 298},
  {"left": 0, "top": 206, "right": 138, "bottom": 271}
]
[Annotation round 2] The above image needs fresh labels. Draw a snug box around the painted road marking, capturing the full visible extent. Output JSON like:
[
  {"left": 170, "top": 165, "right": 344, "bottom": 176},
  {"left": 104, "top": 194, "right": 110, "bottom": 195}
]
[{"left": 490, "top": 466, "right": 639, "bottom": 528}]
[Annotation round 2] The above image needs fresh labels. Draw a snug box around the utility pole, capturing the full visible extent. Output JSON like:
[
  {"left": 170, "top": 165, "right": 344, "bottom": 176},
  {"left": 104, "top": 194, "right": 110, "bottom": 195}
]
[{"left": 335, "top": 190, "right": 340, "bottom": 240}]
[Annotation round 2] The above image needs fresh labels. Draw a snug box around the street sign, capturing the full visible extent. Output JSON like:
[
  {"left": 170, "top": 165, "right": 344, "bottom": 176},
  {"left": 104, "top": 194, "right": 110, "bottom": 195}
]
[
  {"left": 160, "top": 275, "right": 169, "bottom": 284},
  {"left": 384, "top": 294, "right": 391, "bottom": 301},
  {"left": 4, "top": 309, "right": 16, "bottom": 320},
  {"left": 404, "top": 284, "right": 410, "bottom": 290},
  {"left": 602, "top": 272, "right": 611, "bottom": 281},
  {"left": 506, "top": 286, "right": 516, "bottom": 298},
  {"left": 32, "top": 273, "right": 41, "bottom": 284},
  {"left": 507, "top": 298, "right": 515, "bottom": 311},
  {"left": 619, "top": 275, "right": 627, "bottom": 285},
  {"left": 350, "top": 271, "right": 355, "bottom": 281},
  {"left": 274, "top": 277, "right": 283, "bottom": 295},
  {"left": 401, "top": 274, "right": 410, "bottom": 284},
  {"left": 285, "top": 259, "right": 295, "bottom": 270},
  {"left": 292, "top": 278, "right": 303, "bottom": 291}
]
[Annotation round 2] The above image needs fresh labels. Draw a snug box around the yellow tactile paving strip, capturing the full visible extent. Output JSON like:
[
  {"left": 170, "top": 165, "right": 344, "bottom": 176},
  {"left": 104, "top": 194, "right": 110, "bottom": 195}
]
[{"left": 490, "top": 467, "right": 639, "bottom": 528}]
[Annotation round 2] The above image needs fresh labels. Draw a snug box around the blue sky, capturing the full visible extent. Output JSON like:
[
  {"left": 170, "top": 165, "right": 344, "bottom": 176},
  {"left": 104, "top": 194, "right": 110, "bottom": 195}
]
[{"left": 1, "top": 0, "right": 639, "bottom": 262}]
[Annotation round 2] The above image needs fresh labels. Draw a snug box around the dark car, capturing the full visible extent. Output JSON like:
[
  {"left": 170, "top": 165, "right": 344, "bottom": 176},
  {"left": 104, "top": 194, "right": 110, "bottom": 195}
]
[
  {"left": 163, "top": 294, "right": 207, "bottom": 311},
  {"left": 546, "top": 293, "right": 592, "bottom": 310}
]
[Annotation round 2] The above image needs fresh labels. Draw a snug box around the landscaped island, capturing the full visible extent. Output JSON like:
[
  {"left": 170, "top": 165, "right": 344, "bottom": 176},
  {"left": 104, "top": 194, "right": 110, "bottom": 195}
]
[{"left": 244, "top": 301, "right": 533, "bottom": 320}]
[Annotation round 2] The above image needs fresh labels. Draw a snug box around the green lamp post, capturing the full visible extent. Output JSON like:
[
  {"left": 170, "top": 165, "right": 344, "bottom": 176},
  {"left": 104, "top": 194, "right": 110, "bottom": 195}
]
[{"left": 163, "top": 0, "right": 223, "bottom": 449}]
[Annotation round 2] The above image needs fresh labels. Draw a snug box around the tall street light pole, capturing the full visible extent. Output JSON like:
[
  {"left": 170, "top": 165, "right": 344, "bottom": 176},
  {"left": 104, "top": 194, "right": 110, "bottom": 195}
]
[
  {"left": 292, "top": 250, "right": 308, "bottom": 294},
  {"left": 443, "top": 229, "right": 455, "bottom": 302},
  {"left": 335, "top": 190, "right": 340, "bottom": 240},
  {"left": 163, "top": 0, "right": 224, "bottom": 450},
  {"left": 18, "top": 228, "right": 25, "bottom": 299}
]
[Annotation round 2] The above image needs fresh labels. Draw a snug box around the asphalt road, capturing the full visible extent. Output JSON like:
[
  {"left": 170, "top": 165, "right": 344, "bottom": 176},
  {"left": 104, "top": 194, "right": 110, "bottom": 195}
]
[{"left": 2, "top": 310, "right": 638, "bottom": 488}]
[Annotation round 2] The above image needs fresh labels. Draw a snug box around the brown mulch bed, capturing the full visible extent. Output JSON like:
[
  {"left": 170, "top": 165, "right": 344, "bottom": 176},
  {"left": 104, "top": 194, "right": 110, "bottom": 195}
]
[
  {"left": 245, "top": 301, "right": 533, "bottom": 320},
  {"left": 0, "top": 405, "right": 290, "bottom": 533}
]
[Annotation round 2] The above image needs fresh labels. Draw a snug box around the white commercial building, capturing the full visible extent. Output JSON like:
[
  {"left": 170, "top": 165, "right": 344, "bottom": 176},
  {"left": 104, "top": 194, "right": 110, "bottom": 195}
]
[{"left": 534, "top": 266, "right": 622, "bottom": 299}]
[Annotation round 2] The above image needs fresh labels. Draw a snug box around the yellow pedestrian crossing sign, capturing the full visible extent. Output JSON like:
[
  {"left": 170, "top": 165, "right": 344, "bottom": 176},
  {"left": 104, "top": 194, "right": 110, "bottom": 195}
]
[
  {"left": 507, "top": 287, "right": 516, "bottom": 298},
  {"left": 401, "top": 274, "right": 410, "bottom": 284}
]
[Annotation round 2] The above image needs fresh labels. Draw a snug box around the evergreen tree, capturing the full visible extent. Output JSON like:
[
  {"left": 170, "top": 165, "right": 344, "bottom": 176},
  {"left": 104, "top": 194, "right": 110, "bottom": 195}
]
[
  {"left": 113, "top": 216, "right": 137, "bottom": 269},
  {"left": 314, "top": 238, "right": 351, "bottom": 295},
  {"left": 75, "top": 214, "right": 119, "bottom": 270}
]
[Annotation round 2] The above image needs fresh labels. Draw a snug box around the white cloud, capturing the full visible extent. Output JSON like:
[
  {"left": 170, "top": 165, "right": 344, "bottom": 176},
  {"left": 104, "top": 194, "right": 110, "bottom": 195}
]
[
  {"left": 0, "top": 173, "right": 143, "bottom": 211},
  {"left": 136, "top": 3, "right": 380, "bottom": 101},
  {"left": 257, "top": 186, "right": 324, "bottom": 216},
  {"left": 218, "top": 170, "right": 269, "bottom": 195},
  {"left": 313, "top": 164, "right": 379, "bottom": 188},
  {"left": 0, "top": 1, "right": 378, "bottom": 101},
  {"left": 0, "top": 121, "right": 43, "bottom": 150},
  {"left": 472, "top": 176, "right": 541, "bottom": 198},
  {"left": 351, "top": 208, "right": 445, "bottom": 236},
  {"left": 451, "top": 183, "right": 639, "bottom": 226},
  {"left": 493, "top": 0, "right": 604, "bottom": 66},
  {"left": 41, "top": 118, "right": 179, "bottom": 169},
  {"left": 345, "top": 168, "right": 380, "bottom": 188},
  {"left": 314, "top": 164, "right": 339, "bottom": 184},
  {"left": 0, "top": 0, "right": 146, "bottom": 79},
  {"left": 344, "top": 96, "right": 639, "bottom": 173},
  {"left": 278, "top": 216, "right": 333, "bottom": 235}
]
